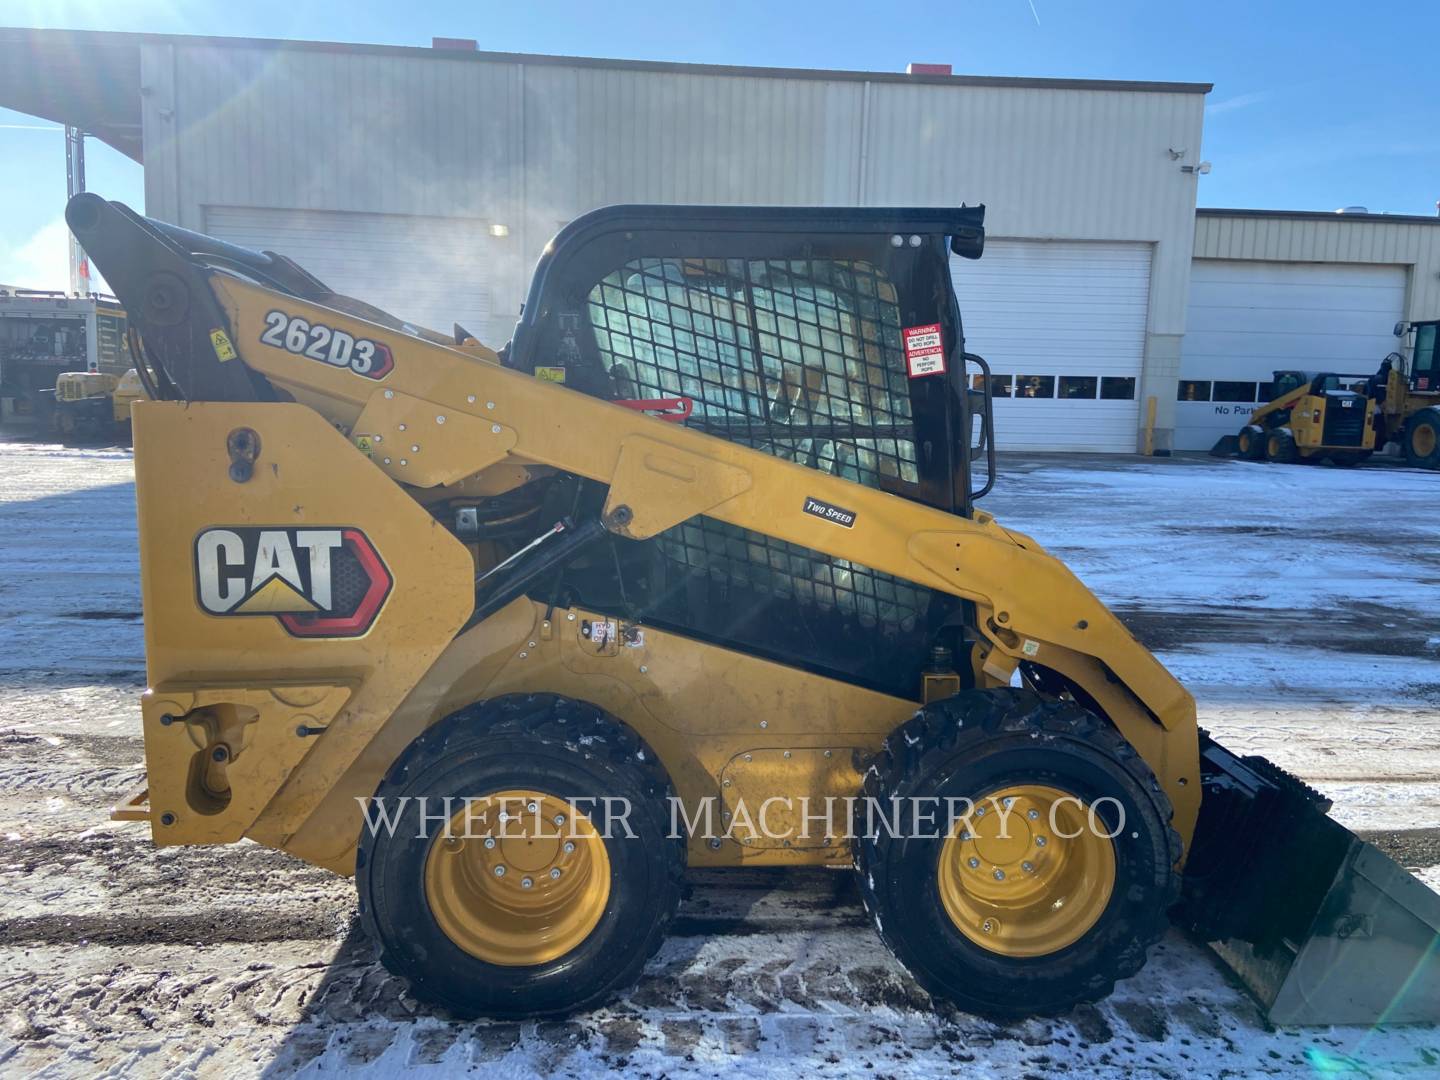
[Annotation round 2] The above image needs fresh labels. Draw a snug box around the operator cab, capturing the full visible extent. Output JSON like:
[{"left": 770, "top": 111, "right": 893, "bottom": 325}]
[{"left": 1411, "top": 320, "right": 1438, "bottom": 392}]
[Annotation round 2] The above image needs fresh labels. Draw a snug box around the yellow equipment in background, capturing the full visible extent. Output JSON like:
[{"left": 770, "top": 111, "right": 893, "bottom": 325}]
[
  {"left": 1220, "top": 369, "right": 1377, "bottom": 465},
  {"left": 52, "top": 366, "right": 146, "bottom": 441},
  {"left": 70, "top": 193, "right": 1439, "bottom": 1025},
  {"left": 1387, "top": 319, "right": 1440, "bottom": 468},
  {"left": 1215, "top": 321, "right": 1440, "bottom": 468}
]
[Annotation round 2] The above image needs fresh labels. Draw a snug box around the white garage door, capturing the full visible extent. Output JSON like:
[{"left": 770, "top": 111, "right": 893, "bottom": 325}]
[
  {"left": 952, "top": 240, "right": 1152, "bottom": 453},
  {"left": 205, "top": 207, "right": 503, "bottom": 347},
  {"left": 1176, "top": 260, "right": 1407, "bottom": 451}
]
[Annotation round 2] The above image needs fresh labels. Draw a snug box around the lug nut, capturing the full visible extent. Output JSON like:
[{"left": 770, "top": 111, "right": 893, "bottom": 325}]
[
  {"left": 494, "top": 865, "right": 506, "bottom": 877},
  {"left": 1035, "top": 836, "right": 1048, "bottom": 847},
  {"left": 553, "top": 814, "right": 566, "bottom": 826},
  {"left": 483, "top": 837, "right": 496, "bottom": 849},
  {"left": 527, "top": 801, "right": 538, "bottom": 813},
  {"left": 959, "top": 830, "right": 971, "bottom": 841},
  {"left": 550, "top": 868, "right": 561, "bottom": 880},
  {"left": 1002, "top": 797, "right": 1014, "bottom": 808},
  {"left": 521, "top": 877, "right": 533, "bottom": 889},
  {"left": 1027, "top": 809, "right": 1040, "bottom": 821},
  {"left": 981, "top": 919, "right": 995, "bottom": 933},
  {"left": 563, "top": 841, "right": 576, "bottom": 854},
  {"left": 975, "top": 806, "right": 986, "bottom": 817},
  {"left": 993, "top": 869, "right": 1006, "bottom": 881},
  {"left": 967, "top": 857, "right": 980, "bottom": 869},
  {"left": 1022, "top": 861, "right": 1035, "bottom": 873}
]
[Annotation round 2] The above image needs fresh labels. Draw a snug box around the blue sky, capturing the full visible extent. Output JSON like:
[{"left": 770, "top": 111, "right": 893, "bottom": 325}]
[{"left": 2, "top": 0, "right": 1437, "bottom": 289}]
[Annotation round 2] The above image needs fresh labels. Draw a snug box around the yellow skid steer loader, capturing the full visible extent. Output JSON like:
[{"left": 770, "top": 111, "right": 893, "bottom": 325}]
[
  {"left": 69, "top": 193, "right": 1439, "bottom": 1024},
  {"left": 1211, "top": 369, "right": 1377, "bottom": 465}
]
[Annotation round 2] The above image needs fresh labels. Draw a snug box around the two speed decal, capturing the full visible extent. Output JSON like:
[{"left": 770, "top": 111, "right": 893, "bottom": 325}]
[
  {"left": 803, "top": 496, "right": 856, "bottom": 528},
  {"left": 260, "top": 310, "right": 394, "bottom": 379}
]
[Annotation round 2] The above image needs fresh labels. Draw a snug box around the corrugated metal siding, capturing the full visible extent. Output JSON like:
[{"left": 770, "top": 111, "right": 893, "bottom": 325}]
[
  {"left": 1195, "top": 214, "right": 1440, "bottom": 322},
  {"left": 141, "top": 42, "right": 1203, "bottom": 355}
]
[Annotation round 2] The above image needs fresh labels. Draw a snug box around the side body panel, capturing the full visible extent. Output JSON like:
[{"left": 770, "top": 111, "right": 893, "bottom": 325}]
[{"left": 132, "top": 401, "right": 475, "bottom": 848}]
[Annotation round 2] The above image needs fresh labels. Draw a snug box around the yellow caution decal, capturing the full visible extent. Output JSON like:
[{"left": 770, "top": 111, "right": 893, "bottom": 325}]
[
  {"left": 354, "top": 434, "right": 374, "bottom": 458},
  {"left": 210, "top": 328, "right": 238, "bottom": 362},
  {"left": 535, "top": 366, "right": 567, "bottom": 384}
]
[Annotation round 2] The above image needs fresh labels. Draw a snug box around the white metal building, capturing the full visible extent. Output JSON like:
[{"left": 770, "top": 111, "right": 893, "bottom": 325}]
[
  {"left": 7, "top": 29, "right": 1436, "bottom": 456},
  {"left": 1, "top": 28, "right": 1211, "bottom": 453},
  {"left": 1177, "top": 210, "right": 1440, "bottom": 450}
]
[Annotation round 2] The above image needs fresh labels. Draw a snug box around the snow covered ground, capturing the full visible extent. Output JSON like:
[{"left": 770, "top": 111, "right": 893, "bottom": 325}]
[{"left": 1, "top": 441, "right": 1438, "bottom": 1078}]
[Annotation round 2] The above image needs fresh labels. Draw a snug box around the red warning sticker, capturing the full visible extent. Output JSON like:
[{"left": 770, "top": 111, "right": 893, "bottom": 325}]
[{"left": 903, "top": 323, "right": 945, "bottom": 378}]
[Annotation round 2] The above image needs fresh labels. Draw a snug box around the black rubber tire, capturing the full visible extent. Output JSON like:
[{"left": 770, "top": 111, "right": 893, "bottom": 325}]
[
  {"left": 853, "top": 689, "right": 1181, "bottom": 1019},
  {"left": 1404, "top": 409, "right": 1440, "bottom": 469},
  {"left": 1264, "top": 428, "right": 1298, "bottom": 464},
  {"left": 1237, "top": 425, "right": 1266, "bottom": 460},
  {"left": 356, "top": 693, "right": 685, "bottom": 1018}
]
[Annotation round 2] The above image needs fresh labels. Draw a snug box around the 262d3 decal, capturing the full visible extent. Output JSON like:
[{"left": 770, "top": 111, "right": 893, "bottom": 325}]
[
  {"left": 259, "top": 310, "right": 395, "bottom": 379},
  {"left": 194, "top": 527, "right": 392, "bottom": 638}
]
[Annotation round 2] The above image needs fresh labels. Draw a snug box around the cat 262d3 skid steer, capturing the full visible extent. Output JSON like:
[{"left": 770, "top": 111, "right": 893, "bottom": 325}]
[{"left": 70, "top": 193, "right": 1439, "bottom": 1024}]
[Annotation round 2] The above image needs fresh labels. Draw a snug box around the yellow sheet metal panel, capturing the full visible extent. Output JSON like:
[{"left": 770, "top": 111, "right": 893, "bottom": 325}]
[
  {"left": 131, "top": 400, "right": 475, "bottom": 845},
  {"left": 283, "top": 598, "right": 919, "bottom": 872}
]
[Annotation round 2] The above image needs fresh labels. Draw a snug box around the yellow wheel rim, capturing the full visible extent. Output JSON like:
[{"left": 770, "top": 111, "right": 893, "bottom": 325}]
[
  {"left": 423, "top": 788, "right": 611, "bottom": 966},
  {"left": 937, "top": 785, "right": 1116, "bottom": 958},
  {"left": 1414, "top": 424, "right": 1437, "bottom": 459}
]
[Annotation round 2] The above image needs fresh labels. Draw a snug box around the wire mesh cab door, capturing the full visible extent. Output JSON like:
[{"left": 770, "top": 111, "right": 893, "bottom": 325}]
[{"left": 507, "top": 205, "right": 987, "bottom": 698}]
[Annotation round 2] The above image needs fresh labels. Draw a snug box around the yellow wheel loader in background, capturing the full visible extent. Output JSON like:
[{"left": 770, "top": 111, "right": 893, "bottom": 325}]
[
  {"left": 1391, "top": 319, "right": 1440, "bottom": 468},
  {"left": 69, "top": 193, "right": 1439, "bottom": 1025}
]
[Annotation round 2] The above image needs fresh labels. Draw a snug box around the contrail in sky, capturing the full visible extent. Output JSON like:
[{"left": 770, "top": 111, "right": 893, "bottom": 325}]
[{"left": 1027, "top": 0, "right": 1042, "bottom": 26}]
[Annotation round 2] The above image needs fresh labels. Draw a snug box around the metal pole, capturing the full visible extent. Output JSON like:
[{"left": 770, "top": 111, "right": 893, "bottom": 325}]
[{"left": 65, "top": 126, "right": 92, "bottom": 297}]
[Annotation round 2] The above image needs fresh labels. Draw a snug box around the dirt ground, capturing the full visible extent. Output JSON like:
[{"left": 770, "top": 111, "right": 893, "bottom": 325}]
[{"left": 1, "top": 440, "right": 1438, "bottom": 1078}]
